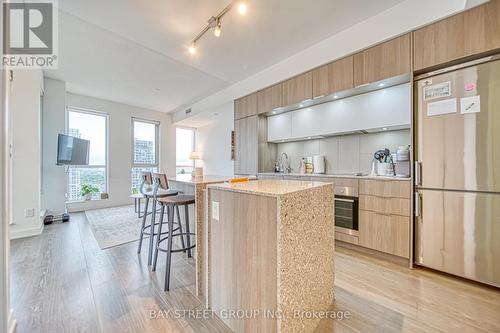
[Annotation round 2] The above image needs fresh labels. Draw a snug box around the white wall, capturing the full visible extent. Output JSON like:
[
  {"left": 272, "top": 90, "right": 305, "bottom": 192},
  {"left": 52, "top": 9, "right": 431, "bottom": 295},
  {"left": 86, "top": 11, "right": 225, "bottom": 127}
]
[
  {"left": 65, "top": 93, "right": 176, "bottom": 212},
  {"left": 194, "top": 102, "right": 234, "bottom": 176},
  {"left": 10, "top": 69, "right": 44, "bottom": 239},
  {"left": 41, "top": 78, "right": 66, "bottom": 214},
  {"left": 173, "top": 0, "right": 482, "bottom": 122}
]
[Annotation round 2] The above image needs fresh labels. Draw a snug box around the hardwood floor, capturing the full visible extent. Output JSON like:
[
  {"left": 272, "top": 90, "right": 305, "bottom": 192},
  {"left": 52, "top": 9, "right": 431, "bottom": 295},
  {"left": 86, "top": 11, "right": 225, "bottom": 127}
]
[
  {"left": 10, "top": 212, "right": 500, "bottom": 333},
  {"left": 10, "top": 212, "right": 230, "bottom": 333}
]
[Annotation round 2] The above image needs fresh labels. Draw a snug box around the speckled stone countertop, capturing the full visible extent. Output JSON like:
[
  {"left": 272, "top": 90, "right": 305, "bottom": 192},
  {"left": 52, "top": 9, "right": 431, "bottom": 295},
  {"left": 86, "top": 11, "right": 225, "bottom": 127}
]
[
  {"left": 168, "top": 174, "right": 232, "bottom": 184},
  {"left": 258, "top": 172, "right": 411, "bottom": 181},
  {"left": 206, "top": 179, "right": 332, "bottom": 197}
]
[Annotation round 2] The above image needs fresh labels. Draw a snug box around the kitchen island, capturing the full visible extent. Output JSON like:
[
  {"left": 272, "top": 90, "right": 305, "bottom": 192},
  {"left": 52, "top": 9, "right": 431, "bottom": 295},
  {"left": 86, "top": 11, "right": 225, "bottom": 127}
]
[
  {"left": 206, "top": 179, "right": 335, "bottom": 333},
  {"left": 167, "top": 174, "right": 232, "bottom": 299}
]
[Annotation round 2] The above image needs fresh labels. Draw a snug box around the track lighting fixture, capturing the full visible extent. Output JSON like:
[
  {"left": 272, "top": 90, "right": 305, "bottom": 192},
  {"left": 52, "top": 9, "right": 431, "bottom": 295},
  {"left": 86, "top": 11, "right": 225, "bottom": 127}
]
[{"left": 187, "top": 1, "right": 249, "bottom": 56}]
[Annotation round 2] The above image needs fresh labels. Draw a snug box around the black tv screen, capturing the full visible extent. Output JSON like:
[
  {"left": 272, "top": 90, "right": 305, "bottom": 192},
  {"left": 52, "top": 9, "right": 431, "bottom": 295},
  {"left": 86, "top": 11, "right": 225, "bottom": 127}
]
[{"left": 57, "top": 134, "right": 90, "bottom": 166}]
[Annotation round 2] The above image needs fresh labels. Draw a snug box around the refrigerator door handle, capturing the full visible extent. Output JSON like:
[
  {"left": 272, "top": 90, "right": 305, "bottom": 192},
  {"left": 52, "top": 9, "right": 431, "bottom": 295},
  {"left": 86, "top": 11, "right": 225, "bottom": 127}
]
[
  {"left": 414, "top": 161, "right": 422, "bottom": 186},
  {"left": 414, "top": 192, "right": 421, "bottom": 217}
]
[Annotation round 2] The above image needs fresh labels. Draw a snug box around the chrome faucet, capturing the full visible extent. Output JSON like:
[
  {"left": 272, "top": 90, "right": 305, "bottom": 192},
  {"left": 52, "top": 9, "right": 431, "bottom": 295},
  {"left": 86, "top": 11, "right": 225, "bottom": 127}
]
[{"left": 278, "top": 152, "right": 291, "bottom": 173}]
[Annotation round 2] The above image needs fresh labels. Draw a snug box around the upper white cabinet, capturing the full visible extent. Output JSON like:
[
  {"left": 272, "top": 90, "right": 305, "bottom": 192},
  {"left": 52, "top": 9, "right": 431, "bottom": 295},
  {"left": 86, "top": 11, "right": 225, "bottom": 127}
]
[
  {"left": 267, "top": 112, "right": 292, "bottom": 142},
  {"left": 267, "top": 83, "right": 411, "bottom": 142}
]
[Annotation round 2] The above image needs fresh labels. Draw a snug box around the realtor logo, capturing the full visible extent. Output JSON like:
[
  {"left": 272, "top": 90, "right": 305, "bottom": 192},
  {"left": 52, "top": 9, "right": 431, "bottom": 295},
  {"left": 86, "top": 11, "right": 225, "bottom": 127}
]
[{"left": 2, "top": 0, "right": 58, "bottom": 68}]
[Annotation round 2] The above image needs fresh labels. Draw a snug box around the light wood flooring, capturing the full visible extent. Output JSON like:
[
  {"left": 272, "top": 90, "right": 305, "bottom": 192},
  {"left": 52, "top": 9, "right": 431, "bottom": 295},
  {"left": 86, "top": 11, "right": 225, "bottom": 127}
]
[{"left": 10, "top": 212, "right": 500, "bottom": 333}]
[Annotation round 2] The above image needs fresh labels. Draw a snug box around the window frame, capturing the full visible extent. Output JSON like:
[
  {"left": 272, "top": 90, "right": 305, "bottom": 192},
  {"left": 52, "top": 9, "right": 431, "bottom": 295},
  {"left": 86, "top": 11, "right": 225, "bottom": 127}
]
[
  {"left": 66, "top": 107, "right": 109, "bottom": 202},
  {"left": 175, "top": 126, "right": 196, "bottom": 173},
  {"left": 131, "top": 117, "right": 160, "bottom": 169}
]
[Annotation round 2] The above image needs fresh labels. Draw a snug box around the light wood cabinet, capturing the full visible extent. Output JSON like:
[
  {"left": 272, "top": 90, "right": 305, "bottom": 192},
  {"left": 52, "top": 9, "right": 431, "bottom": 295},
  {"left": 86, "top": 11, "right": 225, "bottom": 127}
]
[
  {"left": 359, "top": 179, "right": 411, "bottom": 199},
  {"left": 234, "top": 116, "right": 258, "bottom": 175},
  {"left": 359, "top": 195, "right": 410, "bottom": 217},
  {"left": 413, "top": 1, "right": 500, "bottom": 71},
  {"left": 282, "top": 71, "right": 313, "bottom": 106},
  {"left": 257, "top": 83, "right": 282, "bottom": 114},
  {"left": 359, "top": 210, "right": 410, "bottom": 258},
  {"left": 234, "top": 92, "right": 258, "bottom": 120},
  {"left": 357, "top": 179, "right": 411, "bottom": 258},
  {"left": 353, "top": 34, "right": 411, "bottom": 86},
  {"left": 312, "top": 56, "right": 354, "bottom": 98}
]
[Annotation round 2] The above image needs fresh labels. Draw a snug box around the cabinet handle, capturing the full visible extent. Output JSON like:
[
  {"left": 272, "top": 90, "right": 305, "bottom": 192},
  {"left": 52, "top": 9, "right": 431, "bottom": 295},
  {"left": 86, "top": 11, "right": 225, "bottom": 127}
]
[
  {"left": 414, "top": 161, "right": 422, "bottom": 186},
  {"left": 335, "top": 198, "right": 355, "bottom": 203},
  {"left": 414, "top": 192, "right": 421, "bottom": 217}
]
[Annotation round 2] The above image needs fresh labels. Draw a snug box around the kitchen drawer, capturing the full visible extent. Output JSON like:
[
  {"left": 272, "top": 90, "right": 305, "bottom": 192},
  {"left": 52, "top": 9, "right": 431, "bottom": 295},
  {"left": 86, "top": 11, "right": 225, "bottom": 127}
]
[
  {"left": 359, "top": 210, "right": 410, "bottom": 258},
  {"left": 359, "top": 195, "right": 410, "bottom": 217},
  {"left": 335, "top": 232, "right": 359, "bottom": 245},
  {"left": 313, "top": 177, "right": 359, "bottom": 196},
  {"left": 359, "top": 179, "right": 410, "bottom": 198}
]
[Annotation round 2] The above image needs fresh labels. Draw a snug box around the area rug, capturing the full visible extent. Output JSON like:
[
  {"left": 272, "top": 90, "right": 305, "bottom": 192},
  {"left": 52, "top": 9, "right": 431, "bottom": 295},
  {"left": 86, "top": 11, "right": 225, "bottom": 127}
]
[{"left": 85, "top": 205, "right": 145, "bottom": 250}]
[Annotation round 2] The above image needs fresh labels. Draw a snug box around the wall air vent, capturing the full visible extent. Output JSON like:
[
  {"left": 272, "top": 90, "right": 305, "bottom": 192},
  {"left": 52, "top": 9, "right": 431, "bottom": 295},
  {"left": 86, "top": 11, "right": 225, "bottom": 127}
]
[{"left": 185, "top": 108, "right": 192, "bottom": 115}]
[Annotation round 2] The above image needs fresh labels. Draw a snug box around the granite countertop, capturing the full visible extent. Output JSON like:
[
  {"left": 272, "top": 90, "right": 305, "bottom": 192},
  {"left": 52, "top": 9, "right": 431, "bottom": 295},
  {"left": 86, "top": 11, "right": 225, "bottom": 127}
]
[
  {"left": 207, "top": 179, "right": 333, "bottom": 197},
  {"left": 168, "top": 174, "right": 232, "bottom": 184},
  {"left": 258, "top": 172, "right": 411, "bottom": 181}
]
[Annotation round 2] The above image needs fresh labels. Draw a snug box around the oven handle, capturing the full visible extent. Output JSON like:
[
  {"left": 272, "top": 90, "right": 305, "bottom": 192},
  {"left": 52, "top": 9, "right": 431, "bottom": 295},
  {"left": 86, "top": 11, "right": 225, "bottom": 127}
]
[{"left": 335, "top": 198, "right": 355, "bottom": 203}]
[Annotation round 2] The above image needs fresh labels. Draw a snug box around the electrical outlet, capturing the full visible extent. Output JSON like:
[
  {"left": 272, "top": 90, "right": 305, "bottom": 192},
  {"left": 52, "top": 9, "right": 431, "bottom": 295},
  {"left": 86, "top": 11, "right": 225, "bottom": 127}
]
[
  {"left": 25, "top": 208, "right": 35, "bottom": 218},
  {"left": 212, "top": 201, "right": 219, "bottom": 221}
]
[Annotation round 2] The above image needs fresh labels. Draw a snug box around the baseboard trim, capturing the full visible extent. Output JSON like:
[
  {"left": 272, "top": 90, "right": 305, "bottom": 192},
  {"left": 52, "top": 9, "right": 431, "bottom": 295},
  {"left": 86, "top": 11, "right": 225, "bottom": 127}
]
[
  {"left": 336, "top": 240, "right": 410, "bottom": 267},
  {"left": 8, "top": 309, "right": 16, "bottom": 333},
  {"left": 9, "top": 222, "right": 44, "bottom": 240}
]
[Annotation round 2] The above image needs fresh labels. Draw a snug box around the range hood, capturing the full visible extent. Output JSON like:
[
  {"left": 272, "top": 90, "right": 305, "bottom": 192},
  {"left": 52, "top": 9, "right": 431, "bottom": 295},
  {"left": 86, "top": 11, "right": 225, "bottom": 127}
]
[
  {"left": 267, "top": 82, "right": 411, "bottom": 143},
  {"left": 266, "top": 74, "right": 410, "bottom": 117}
]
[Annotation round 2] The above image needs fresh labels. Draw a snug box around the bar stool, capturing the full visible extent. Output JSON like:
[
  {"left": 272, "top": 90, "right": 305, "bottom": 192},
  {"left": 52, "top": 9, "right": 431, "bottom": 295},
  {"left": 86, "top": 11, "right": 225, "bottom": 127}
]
[
  {"left": 152, "top": 194, "right": 196, "bottom": 291},
  {"left": 137, "top": 172, "right": 178, "bottom": 266}
]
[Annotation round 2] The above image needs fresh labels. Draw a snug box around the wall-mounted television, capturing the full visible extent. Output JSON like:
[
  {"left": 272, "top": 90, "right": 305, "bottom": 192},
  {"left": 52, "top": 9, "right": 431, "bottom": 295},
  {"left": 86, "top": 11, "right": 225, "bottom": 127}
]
[{"left": 56, "top": 134, "right": 90, "bottom": 166}]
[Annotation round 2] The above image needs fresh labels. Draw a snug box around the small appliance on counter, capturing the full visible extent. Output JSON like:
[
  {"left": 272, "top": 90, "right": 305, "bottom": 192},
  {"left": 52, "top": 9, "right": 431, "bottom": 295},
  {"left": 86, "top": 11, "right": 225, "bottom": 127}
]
[
  {"left": 395, "top": 145, "right": 410, "bottom": 177},
  {"left": 313, "top": 155, "right": 325, "bottom": 174},
  {"left": 298, "top": 158, "right": 306, "bottom": 174}
]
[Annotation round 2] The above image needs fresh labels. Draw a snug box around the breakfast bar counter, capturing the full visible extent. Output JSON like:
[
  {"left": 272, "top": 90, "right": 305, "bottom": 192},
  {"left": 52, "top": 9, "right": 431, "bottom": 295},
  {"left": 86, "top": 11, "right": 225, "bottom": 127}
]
[
  {"left": 167, "top": 174, "right": 232, "bottom": 299},
  {"left": 205, "top": 179, "right": 335, "bottom": 333}
]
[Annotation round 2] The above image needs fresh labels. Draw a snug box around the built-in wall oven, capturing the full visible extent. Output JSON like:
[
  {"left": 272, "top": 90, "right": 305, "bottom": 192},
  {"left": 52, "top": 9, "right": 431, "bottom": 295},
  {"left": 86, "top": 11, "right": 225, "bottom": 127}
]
[{"left": 334, "top": 186, "right": 358, "bottom": 235}]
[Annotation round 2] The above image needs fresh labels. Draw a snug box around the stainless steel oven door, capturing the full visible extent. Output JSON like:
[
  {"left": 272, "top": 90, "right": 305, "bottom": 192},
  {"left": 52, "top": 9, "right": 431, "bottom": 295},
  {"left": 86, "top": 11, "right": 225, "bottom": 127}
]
[{"left": 334, "top": 196, "right": 358, "bottom": 231}]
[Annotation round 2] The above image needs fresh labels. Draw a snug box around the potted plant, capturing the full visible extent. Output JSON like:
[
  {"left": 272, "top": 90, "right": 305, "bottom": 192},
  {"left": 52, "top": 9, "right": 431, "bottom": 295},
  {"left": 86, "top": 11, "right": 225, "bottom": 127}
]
[{"left": 81, "top": 184, "right": 99, "bottom": 200}]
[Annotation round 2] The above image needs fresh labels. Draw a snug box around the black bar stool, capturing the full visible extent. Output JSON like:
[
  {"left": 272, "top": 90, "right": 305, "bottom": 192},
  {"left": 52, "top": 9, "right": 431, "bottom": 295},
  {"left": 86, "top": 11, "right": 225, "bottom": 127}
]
[
  {"left": 137, "top": 172, "right": 178, "bottom": 266},
  {"left": 152, "top": 194, "right": 196, "bottom": 291}
]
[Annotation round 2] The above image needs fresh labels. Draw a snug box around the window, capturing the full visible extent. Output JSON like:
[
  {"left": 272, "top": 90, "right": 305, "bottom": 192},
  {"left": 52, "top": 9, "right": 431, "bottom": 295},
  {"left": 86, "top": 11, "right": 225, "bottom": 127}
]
[
  {"left": 67, "top": 109, "right": 107, "bottom": 201},
  {"left": 176, "top": 127, "right": 195, "bottom": 174},
  {"left": 131, "top": 119, "right": 159, "bottom": 193}
]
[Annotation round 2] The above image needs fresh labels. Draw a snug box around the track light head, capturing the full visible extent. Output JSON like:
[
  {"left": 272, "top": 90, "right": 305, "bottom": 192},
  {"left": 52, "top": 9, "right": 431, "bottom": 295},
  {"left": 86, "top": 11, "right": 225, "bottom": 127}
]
[
  {"left": 214, "top": 20, "right": 222, "bottom": 37},
  {"left": 188, "top": 43, "right": 197, "bottom": 55},
  {"left": 238, "top": 2, "right": 248, "bottom": 15}
]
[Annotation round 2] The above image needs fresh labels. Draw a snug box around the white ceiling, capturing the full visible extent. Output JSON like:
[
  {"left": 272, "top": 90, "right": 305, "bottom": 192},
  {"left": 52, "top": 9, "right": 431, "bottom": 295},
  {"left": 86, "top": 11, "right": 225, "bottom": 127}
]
[{"left": 46, "top": 0, "right": 405, "bottom": 113}]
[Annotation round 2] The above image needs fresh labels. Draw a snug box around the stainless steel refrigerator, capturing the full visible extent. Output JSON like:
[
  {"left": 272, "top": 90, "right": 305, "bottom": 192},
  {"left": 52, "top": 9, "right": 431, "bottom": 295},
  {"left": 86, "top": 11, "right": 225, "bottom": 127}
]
[{"left": 415, "top": 55, "right": 500, "bottom": 288}]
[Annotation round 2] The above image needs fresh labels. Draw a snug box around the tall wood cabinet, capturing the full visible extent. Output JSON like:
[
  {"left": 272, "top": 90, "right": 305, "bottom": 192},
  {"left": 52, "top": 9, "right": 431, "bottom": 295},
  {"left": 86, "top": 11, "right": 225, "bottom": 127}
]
[
  {"left": 282, "top": 72, "right": 313, "bottom": 106},
  {"left": 257, "top": 83, "right": 282, "bottom": 114},
  {"left": 353, "top": 34, "right": 411, "bottom": 86},
  {"left": 312, "top": 56, "right": 354, "bottom": 98},
  {"left": 234, "top": 92, "right": 258, "bottom": 120},
  {"left": 413, "top": 1, "right": 500, "bottom": 71},
  {"left": 234, "top": 116, "right": 258, "bottom": 175}
]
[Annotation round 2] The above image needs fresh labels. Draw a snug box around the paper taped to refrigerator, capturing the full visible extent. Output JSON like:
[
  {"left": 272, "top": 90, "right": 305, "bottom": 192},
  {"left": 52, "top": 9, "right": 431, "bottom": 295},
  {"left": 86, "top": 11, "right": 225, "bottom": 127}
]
[
  {"left": 427, "top": 98, "right": 457, "bottom": 116},
  {"left": 460, "top": 95, "right": 481, "bottom": 114},
  {"left": 423, "top": 81, "right": 451, "bottom": 101}
]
